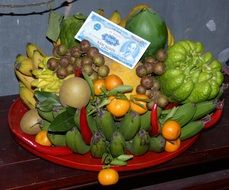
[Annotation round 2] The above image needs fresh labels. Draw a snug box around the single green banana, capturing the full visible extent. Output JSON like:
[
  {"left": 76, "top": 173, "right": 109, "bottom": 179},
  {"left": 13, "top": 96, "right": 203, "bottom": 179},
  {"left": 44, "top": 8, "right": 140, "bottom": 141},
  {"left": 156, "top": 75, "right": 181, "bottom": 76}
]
[
  {"left": 149, "top": 135, "right": 165, "bottom": 152},
  {"left": 180, "top": 120, "right": 204, "bottom": 140},
  {"left": 87, "top": 114, "right": 98, "bottom": 134},
  {"left": 48, "top": 133, "right": 66, "bottom": 146},
  {"left": 191, "top": 100, "right": 216, "bottom": 121},
  {"left": 119, "top": 111, "right": 140, "bottom": 141},
  {"left": 65, "top": 128, "right": 90, "bottom": 154},
  {"left": 140, "top": 111, "right": 151, "bottom": 131},
  {"left": 126, "top": 129, "right": 150, "bottom": 156},
  {"left": 74, "top": 109, "right": 80, "bottom": 129},
  {"left": 96, "top": 110, "right": 116, "bottom": 141},
  {"left": 171, "top": 102, "right": 197, "bottom": 127},
  {"left": 90, "top": 131, "right": 107, "bottom": 158},
  {"left": 110, "top": 131, "right": 126, "bottom": 158}
]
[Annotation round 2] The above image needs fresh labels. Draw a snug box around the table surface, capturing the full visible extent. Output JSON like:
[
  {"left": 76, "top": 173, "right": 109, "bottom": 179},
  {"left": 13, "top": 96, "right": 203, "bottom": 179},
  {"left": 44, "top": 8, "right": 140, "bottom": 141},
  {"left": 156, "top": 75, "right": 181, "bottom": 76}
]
[{"left": 1, "top": 77, "right": 229, "bottom": 190}]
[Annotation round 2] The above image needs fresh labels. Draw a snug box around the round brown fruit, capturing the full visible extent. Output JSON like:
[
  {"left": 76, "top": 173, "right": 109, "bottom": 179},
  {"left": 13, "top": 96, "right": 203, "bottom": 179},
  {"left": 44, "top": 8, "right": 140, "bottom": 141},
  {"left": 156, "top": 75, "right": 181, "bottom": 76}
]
[
  {"left": 156, "top": 94, "right": 169, "bottom": 108},
  {"left": 59, "top": 77, "right": 91, "bottom": 108},
  {"left": 136, "top": 85, "right": 146, "bottom": 94},
  {"left": 98, "top": 65, "right": 110, "bottom": 77},
  {"left": 156, "top": 49, "right": 167, "bottom": 62},
  {"left": 66, "top": 64, "right": 75, "bottom": 74},
  {"left": 144, "top": 56, "right": 157, "bottom": 64},
  {"left": 87, "top": 47, "right": 99, "bottom": 57},
  {"left": 82, "top": 56, "right": 93, "bottom": 65},
  {"left": 136, "top": 65, "right": 147, "bottom": 78},
  {"left": 59, "top": 56, "right": 70, "bottom": 68},
  {"left": 152, "top": 62, "right": 165, "bottom": 75},
  {"left": 93, "top": 53, "right": 105, "bottom": 66},
  {"left": 140, "top": 76, "right": 154, "bottom": 89},
  {"left": 56, "top": 44, "right": 68, "bottom": 56},
  {"left": 90, "top": 71, "right": 99, "bottom": 80},
  {"left": 47, "top": 57, "right": 59, "bottom": 71},
  {"left": 144, "top": 62, "right": 154, "bottom": 74},
  {"left": 80, "top": 39, "right": 91, "bottom": 53},
  {"left": 70, "top": 46, "right": 82, "bottom": 58},
  {"left": 56, "top": 67, "right": 68, "bottom": 79},
  {"left": 75, "top": 57, "right": 82, "bottom": 68},
  {"left": 82, "top": 64, "right": 93, "bottom": 76}
]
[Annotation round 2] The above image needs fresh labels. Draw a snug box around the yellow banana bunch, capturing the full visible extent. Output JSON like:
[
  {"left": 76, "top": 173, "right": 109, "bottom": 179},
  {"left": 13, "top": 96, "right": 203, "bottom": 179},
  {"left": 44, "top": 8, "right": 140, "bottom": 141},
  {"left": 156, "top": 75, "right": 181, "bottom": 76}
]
[
  {"left": 167, "top": 27, "right": 175, "bottom": 47},
  {"left": 19, "top": 82, "right": 36, "bottom": 109},
  {"left": 15, "top": 56, "right": 34, "bottom": 76},
  {"left": 109, "top": 10, "right": 122, "bottom": 25},
  {"left": 15, "top": 70, "right": 34, "bottom": 90},
  {"left": 31, "top": 67, "right": 62, "bottom": 93},
  {"left": 97, "top": 8, "right": 105, "bottom": 16},
  {"left": 26, "top": 43, "right": 44, "bottom": 59}
]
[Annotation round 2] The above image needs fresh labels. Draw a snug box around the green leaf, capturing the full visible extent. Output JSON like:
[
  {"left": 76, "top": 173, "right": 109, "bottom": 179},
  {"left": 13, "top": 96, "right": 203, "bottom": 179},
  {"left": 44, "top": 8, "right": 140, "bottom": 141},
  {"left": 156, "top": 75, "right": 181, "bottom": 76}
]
[
  {"left": 48, "top": 107, "right": 76, "bottom": 132},
  {"left": 34, "top": 91, "right": 59, "bottom": 103},
  {"left": 46, "top": 11, "right": 64, "bottom": 42}
]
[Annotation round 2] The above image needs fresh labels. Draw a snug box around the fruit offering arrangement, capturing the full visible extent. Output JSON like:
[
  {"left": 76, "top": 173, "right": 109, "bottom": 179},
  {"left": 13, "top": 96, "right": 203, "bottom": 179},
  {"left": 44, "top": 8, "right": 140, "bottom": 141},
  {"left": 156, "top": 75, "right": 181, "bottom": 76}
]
[{"left": 13, "top": 3, "right": 225, "bottom": 186}]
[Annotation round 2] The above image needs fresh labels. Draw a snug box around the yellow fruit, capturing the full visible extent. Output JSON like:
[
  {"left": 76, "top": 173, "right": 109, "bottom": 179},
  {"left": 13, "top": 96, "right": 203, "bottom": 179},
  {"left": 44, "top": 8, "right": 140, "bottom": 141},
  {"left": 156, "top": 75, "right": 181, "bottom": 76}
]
[
  {"left": 105, "top": 57, "right": 141, "bottom": 97},
  {"left": 98, "top": 168, "right": 119, "bottom": 186}
]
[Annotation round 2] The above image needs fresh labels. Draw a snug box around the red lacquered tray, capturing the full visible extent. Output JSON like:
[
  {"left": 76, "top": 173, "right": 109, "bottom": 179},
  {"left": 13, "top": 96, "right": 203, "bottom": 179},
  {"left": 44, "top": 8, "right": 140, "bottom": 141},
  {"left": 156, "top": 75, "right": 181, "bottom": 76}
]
[{"left": 8, "top": 98, "right": 199, "bottom": 172}]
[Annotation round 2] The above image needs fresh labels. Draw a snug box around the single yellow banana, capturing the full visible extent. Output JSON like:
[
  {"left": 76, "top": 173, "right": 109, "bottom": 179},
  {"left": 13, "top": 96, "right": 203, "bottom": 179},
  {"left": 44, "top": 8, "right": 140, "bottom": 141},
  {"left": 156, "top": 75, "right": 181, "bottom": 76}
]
[
  {"left": 167, "top": 27, "right": 175, "bottom": 47},
  {"left": 15, "top": 54, "right": 28, "bottom": 64},
  {"left": 109, "top": 10, "right": 122, "bottom": 25},
  {"left": 121, "top": 3, "right": 150, "bottom": 28},
  {"left": 32, "top": 50, "right": 45, "bottom": 69},
  {"left": 97, "top": 8, "right": 105, "bottom": 16},
  {"left": 19, "top": 83, "right": 36, "bottom": 109},
  {"left": 26, "top": 43, "right": 44, "bottom": 58},
  {"left": 15, "top": 58, "right": 33, "bottom": 76},
  {"left": 15, "top": 70, "right": 35, "bottom": 90}
]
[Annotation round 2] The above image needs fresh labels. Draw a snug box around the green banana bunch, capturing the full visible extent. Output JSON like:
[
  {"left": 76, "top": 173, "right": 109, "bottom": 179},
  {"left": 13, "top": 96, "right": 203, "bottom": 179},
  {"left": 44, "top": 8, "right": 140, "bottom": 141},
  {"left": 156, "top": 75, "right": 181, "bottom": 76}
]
[
  {"left": 110, "top": 131, "right": 126, "bottom": 158},
  {"left": 126, "top": 129, "right": 150, "bottom": 156},
  {"left": 140, "top": 111, "right": 151, "bottom": 131},
  {"left": 191, "top": 100, "right": 217, "bottom": 121},
  {"left": 171, "top": 102, "right": 197, "bottom": 126},
  {"left": 149, "top": 135, "right": 165, "bottom": 152},
  {"left": 96, "top": 110, "right": 116, "bottom": 141},
  {"left": 90, "top": 131, "right": 107, "bottom": 158},
  {"left": 119, "top": 111, "right": 141, "bottom": 141},
  {"left": 48, "top": 133, "right": 66, "bottom": 146},
  {"left": 19, "top": 82, "right": 36, "bottom": 109},
  {"left": 65, "top": 127, "right": 90, "bottom": 154},
  {"left": 180, "top": 120, "right": 204, "bottom": 140}
]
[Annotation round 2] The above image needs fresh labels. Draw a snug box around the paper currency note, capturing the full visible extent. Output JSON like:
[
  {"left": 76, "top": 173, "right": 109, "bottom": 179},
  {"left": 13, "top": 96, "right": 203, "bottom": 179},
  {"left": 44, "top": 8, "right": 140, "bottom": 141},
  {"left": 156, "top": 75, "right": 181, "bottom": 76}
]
[{"left": 75, "top": 11, "right": 150, "bottom": 69}]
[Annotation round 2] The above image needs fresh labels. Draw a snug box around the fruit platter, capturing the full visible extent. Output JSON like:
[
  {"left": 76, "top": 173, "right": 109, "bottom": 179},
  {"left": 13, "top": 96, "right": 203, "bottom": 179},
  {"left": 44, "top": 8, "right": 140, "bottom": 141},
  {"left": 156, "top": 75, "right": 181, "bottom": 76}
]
[{"left": 9, "top": 4, "right": 225, "bottom": 185}]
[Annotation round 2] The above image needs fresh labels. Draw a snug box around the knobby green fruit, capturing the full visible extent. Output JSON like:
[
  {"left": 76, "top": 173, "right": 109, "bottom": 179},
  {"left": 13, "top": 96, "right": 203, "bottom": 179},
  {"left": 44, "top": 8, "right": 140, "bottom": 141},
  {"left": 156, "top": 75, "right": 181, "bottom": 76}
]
[{"left": 159, "top": 40, "right": 224, "bottom": 103}]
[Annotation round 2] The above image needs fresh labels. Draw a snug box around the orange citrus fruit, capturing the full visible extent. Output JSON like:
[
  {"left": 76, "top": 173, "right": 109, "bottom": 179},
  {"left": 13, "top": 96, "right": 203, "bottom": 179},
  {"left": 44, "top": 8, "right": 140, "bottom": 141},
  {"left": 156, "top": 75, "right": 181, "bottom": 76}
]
[
  {"left": 35, "top": 130, "right": 52, "bottom": 146},
  {"left": 161, "top": 120, "right": 181, "bottom": 140},
  {"left": 98, "top": 168, "right": 119, "bottom": 186},
  {"left": 107, "top": 96, "right": 130, "bottom": 117},
  {"left": 164, "top": 138, "right": 181, "bottom": 152},
  {"left": 130, "top": 94, "right": 148, "bottom": 114},
  {"left": 93, "top": 79, "right": 105, "bottom": 95},
  {"left": 104, "top": 74, "right": 123, "bottom": 90}
]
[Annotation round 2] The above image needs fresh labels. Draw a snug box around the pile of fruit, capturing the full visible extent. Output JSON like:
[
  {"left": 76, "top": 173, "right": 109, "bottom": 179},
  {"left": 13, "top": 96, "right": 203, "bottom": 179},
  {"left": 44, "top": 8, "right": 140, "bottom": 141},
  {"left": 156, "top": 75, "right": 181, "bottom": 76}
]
[{"left": 14, "top": 4, "right": 225, "bottom": 186}]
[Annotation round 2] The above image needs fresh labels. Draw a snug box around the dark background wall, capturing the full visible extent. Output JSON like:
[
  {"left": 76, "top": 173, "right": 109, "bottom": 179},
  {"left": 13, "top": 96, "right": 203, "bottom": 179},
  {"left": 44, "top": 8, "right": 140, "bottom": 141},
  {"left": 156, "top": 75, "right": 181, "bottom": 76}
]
[{"left": 0, "top": 0, "right": 229, "bottom": 96}]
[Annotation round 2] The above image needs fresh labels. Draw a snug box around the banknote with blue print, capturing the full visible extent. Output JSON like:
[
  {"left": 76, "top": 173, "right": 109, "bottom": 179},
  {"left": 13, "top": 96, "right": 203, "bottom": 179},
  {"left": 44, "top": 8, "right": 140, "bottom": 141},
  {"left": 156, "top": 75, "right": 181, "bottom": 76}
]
[{"left": 75, "top": 11, "right": 150, "bottom": 69}]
